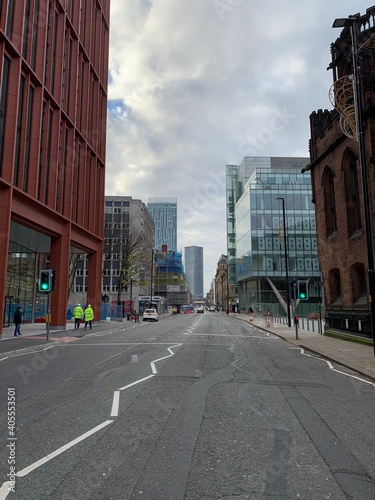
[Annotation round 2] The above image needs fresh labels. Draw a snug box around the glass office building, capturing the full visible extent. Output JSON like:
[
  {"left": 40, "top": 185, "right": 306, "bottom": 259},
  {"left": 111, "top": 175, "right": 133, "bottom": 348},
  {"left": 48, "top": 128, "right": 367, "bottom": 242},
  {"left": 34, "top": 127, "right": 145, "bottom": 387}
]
[{"left": 227, "top": 157, "right": 321, "bottom": 316}]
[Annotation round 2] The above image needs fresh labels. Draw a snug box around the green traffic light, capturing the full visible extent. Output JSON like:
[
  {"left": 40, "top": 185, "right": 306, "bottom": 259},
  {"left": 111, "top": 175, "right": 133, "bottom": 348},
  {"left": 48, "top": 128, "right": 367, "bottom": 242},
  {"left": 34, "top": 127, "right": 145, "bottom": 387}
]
[
  {"left": 300, "top": 293, "right": 306, "bottom": 299},
  {"left": 41, "top": 283, "right": 49, "bottom": 290}
]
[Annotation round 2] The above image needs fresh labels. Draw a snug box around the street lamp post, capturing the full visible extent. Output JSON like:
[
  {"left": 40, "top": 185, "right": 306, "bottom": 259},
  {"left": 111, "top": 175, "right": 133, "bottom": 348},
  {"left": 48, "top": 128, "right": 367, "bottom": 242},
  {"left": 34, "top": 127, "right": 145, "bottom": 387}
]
[
  {"left": 276, "top": 197, "right": 291, "bottom": 327},
  {"left": 333, "top": 16, "right": 375, "bottom": 354},
  {"left": 150, "top": 249, "right": 154, "bottom": 306},
  {"left": 130, "top": 277, "right": 133, "bottom": 315}
]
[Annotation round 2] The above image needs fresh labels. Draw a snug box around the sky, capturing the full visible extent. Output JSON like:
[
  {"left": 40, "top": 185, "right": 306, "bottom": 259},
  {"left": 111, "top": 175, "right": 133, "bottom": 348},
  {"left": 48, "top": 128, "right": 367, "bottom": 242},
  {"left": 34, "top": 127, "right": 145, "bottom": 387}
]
[{"left": 105, "top": 0, "right": 371, "bottom": 295}]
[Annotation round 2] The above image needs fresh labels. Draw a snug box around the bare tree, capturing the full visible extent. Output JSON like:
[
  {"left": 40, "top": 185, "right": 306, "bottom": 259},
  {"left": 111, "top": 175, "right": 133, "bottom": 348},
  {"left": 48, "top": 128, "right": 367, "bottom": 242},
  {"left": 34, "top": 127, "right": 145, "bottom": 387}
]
[
  {"left": 68, "top": 253, "right": 86, "bottom": 297},
  {"left": 115, "top": 218, "right": 152, "bottom": 304}
]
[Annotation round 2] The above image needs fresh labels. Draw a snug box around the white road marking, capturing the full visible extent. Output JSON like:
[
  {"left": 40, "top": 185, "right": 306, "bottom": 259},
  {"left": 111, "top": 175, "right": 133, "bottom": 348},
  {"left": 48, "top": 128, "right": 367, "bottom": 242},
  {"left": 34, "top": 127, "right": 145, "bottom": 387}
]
[
  {"left": 150, "top": 343, "right": 183, "bottom": 374},
  {"left": 183, "top": 332, "right": 276, "bottom": 338},
  {"left": 0, "top": 481, "right": 13, "bottom": 500},
  {"left": 0, "top": 344, "right": 184, "bottom": 493},
  {"left": 294, "top": 348, "right": 375, "bottom": 388},
  {"left": 110, "top": 391, "right": 120, "bottom": 417},
  {"left": 118, "top": 374, "right": 155, "bottom": 391},
  {"left": 15, "top": 420, "right": 113, "bottom": 478}
]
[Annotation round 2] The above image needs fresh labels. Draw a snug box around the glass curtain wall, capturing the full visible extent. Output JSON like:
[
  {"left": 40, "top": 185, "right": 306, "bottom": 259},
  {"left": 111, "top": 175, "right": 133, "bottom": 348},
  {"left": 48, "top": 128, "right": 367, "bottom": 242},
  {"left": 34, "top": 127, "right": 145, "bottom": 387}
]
[
  {"left": 236, "top": 168, "right": 320, "bottom": 316},
  {"left": 5, "top": 243, "right": 38, "bottom": 324}
]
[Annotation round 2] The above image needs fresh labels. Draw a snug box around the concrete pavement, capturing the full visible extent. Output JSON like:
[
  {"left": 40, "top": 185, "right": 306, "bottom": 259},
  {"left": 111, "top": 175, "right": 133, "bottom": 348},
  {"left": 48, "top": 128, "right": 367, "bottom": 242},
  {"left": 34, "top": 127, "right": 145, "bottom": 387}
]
[{"left": 1, "top": 314, "right": 375, "bottom": 382}]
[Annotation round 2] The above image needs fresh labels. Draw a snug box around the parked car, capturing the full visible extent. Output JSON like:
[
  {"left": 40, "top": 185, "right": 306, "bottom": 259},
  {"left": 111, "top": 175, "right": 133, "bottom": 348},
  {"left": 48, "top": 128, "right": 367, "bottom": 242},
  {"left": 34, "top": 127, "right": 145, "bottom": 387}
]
[
  {"left": 197, "top": 306, "right": 204, "bottom": 314},
  {"left": 143, "top": 309, "right": 159, "bottom": 321}
]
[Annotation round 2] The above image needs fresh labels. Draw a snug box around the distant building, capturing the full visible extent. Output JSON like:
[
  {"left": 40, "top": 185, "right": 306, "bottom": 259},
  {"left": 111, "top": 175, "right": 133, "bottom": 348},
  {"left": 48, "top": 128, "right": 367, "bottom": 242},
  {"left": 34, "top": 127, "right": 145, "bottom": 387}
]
[
  {"left": 0, "top": 1, "right": 110, "bottom": 331},
  {"left": 215, "top": 255, "right": 228, "bottom": 312},
  {"left": 70, "top": 196, "right": 154, "bottom": 314},
  {"left": 101, "top": 197, "right": 154, "bottom": 311},
  {"left": 184, "top": 246, "right": 204, "bottom": 300},
  {"left": 226, "top": 156, "right": 320, "bottom": 316},
  {"left": 147, "top": 198, "right": 177, "bottom": 253},
  {"left": 153, "top": 246, "right": 190, "bottom": 311}
]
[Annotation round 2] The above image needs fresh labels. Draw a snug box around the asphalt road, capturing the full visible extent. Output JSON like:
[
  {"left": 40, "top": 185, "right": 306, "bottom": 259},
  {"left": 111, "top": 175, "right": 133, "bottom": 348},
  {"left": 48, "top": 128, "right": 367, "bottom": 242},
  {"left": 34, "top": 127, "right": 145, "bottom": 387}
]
[{"left": 0, "top": 313, "right": 374, "bottom": 499}]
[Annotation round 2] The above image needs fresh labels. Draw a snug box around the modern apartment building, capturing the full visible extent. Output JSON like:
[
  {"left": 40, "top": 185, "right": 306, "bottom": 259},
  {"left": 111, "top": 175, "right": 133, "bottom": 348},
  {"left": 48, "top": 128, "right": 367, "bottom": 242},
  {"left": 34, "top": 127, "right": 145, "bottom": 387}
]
[
  {"left": 147, "top": 198, "right": 177, "bottom": 253},
  {"left": 226, "top": 156, "right": 320, "bottom": 316},
  {"left": 0, "top": 1, "right": 110, "bottom": 331},
  {"left": 184, "top": 246, "right": 204, "bottom": 301}
]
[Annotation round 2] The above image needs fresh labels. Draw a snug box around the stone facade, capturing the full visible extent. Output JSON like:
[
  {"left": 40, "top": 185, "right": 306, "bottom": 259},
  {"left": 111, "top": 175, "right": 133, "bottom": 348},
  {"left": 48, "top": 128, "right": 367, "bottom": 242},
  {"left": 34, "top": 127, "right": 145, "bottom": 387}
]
[{"left": 308, "top": 7, "right": 375, "bottom": 336}]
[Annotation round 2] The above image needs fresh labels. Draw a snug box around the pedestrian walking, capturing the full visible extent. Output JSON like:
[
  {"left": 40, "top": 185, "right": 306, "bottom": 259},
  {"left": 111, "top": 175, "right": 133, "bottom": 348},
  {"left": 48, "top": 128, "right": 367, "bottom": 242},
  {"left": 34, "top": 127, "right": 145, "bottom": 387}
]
[
  {"left": 84, "top": 304, "right": 94, "bottom": 330},
  {"left": 72, "top": 303, "right": 84, "bottom": 329},
  {"left": 13, "top": 306, "right": 22, "bottom": 336}
]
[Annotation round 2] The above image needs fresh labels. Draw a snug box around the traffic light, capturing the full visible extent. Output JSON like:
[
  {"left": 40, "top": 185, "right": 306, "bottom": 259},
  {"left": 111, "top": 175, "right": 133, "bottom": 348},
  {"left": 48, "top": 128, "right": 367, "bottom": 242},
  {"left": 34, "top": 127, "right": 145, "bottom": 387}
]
[
  {"left": 290, "top": 280, "right": 297, "bottom": 300},
  {"left": 39, "top": 269, "right": 52, "bottom": 292},
  {"left": 297, "top": 280, "right": 308, "bottom": 300}
]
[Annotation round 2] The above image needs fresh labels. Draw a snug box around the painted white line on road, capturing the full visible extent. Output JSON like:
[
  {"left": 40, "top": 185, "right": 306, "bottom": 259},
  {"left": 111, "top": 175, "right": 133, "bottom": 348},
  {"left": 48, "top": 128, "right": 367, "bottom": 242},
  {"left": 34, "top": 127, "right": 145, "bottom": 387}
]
[
  {"left": 183, "top": 333, "right": 276, "bottom": 338},
  {"left": 296, "top": 348, "right": 375, "bottom": 388},
  {"left": 0, "top": 356, "right": 9, "bottom": 362},
  {"left": 118, "top": 374, "right": 155, "bottom": 391},
  {"left": 16, "top": 420, "right": 113, "bottom": 478},
  {"left": 0, "top": 481, "right": 12, "bottom": 500},
  {"left": 110, "top": 391, "right": 120, "bottom": 417},
  {"left": 150, "top": 343, "right": 183, "bottom": 374}
]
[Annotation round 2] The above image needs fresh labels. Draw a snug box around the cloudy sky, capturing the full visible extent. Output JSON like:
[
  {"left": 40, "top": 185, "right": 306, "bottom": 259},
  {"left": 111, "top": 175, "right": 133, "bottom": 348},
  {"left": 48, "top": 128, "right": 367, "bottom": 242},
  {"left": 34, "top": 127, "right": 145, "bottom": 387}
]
[{"left": 105, "top": 0, "right": 370, "bottom": 294}]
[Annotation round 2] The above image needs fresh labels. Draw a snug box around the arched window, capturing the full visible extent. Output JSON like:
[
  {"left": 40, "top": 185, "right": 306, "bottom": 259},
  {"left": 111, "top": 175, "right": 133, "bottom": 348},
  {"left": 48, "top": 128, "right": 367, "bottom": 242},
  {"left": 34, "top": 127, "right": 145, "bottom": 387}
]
[
  {"left": 328, "top": 268, "right": 341, "bottom": 305},
  {"left": 322, "top": 166, "right": 337, "bottom": 237},
  {"left": 342, "top": 150, "right": 361, "bottom": 237},
  {"left": 350, "top": 263, "right": 366, "bottom": 303}
]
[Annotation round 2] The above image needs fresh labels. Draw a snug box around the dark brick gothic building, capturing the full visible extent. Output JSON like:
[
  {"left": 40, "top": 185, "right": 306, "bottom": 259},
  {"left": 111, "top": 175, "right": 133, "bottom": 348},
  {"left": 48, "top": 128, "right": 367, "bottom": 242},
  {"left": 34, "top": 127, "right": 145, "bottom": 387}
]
[{"left": 308, "top": 6, "right": 375, "bottom": 337}]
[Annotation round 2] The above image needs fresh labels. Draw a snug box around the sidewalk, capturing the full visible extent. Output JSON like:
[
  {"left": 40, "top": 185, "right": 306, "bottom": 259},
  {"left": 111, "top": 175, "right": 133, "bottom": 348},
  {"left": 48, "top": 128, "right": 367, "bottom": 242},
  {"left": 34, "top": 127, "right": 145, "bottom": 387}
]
[
  {"left": 0, "top": 319, "right": 136, "bottom": 355},
  {"left": 230, "top": 313, "right": 375, "bottom": 382}
]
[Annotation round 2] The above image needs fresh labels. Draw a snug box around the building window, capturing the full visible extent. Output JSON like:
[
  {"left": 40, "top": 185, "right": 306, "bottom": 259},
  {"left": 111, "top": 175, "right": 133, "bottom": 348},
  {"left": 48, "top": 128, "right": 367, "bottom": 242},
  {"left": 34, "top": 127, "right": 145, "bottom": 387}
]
[
  {"left": 322, "top": 166, "right": 337, "bottom": 237},
  {"left": 22, "top": 0, "right": 31, "bottom": 58},
  {"left": 0, "top": 56, "right": 10, "bottom": 171},
  {"left": 13, "top": 75, "right": 25, "bottom": 185},
  {"left": 329, "top": 268, "right": 341, "bottom": 305},
  {"left": 31, "top": 0, "right": 40, "bottom": 70},
  {"left": 343, "top": 152, "right": 361, "bottom": 237},
  {"left": 350, "top": 263, "right": 366, "bottom": 303},
  {"left": 6, "top": 0, "right": 14, "bottom": 38},
  {"left": 23, "top": 85, "right": 34, "bottom": 192}
]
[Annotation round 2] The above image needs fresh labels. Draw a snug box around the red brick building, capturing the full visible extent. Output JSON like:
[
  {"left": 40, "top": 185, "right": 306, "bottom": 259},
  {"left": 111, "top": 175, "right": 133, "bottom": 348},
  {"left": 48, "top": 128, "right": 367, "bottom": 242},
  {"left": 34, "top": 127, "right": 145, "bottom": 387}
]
[
  {"left": 308, "top": 6, "right": 375, "bottom": 337},
  {"left": 0, "top": 1, "right": 110, "bottom": 332}
]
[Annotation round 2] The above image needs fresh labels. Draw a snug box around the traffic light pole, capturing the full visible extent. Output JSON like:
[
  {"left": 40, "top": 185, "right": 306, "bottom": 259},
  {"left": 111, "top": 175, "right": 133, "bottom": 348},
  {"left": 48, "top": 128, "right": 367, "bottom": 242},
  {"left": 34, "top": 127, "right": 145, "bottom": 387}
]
[
  {"left": 46, "top": 291, "right": 51, "bottom": 341},
  {"left": 293, "top": 298, "right": 299, "bottom": 340}
]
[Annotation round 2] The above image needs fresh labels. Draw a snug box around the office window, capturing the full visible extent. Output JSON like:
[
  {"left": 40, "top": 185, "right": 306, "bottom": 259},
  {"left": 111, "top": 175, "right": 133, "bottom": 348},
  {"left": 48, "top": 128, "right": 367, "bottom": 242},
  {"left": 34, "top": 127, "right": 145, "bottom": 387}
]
[
  {"left": 0, "top": 56, "right": 10, "bottom": 171},
  {"left": 13, "top": 76, "right": 25, "bottom": 185},
  {"left": 23, "top": 85, "right": 34, "bottom": 192},
  {"left": 6, "top": 0, "right": 14, "bottom": 38}
]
